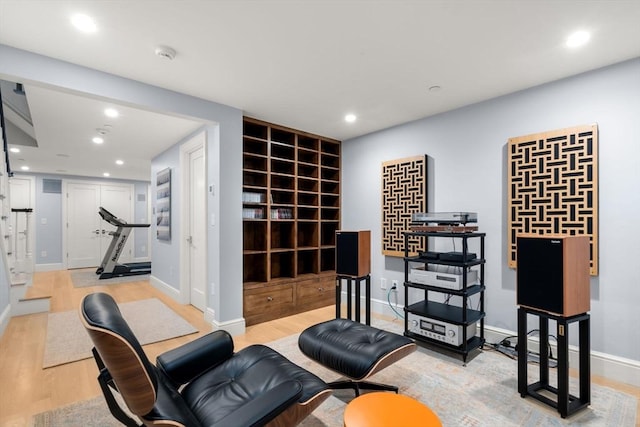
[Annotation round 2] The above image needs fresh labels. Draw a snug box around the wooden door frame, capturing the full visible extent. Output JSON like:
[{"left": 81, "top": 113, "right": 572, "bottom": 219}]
[
  {"left": 62, "top": 179, "right": 134, "bottom": 270},
  {"left": 179, "top": 131, "right": 208, "bottom": 308}
]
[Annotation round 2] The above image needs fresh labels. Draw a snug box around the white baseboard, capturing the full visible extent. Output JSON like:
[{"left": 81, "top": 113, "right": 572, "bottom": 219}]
[
  {"left": 35, "top": 263, "right": 63, "bottom": 272},
  {"left": 352, "top": 292, "right": 640, "bottom": 388},
  {"left": 212, "top": 316, "right": 246, "bottom": 336},
  {"left": 204, "top": 306, "right": 216, "bottom": 324},
  {"left": 0, "top": 303, "right": 11, "bottom": 338},
  {"left": 149, "top": 275, "right": 181, "bottom": 301},
  {"left": 150, "top": 276, "right": 246, "bottom": 336},
  {"left": 484, "top": 325, "right": 640, "bottom": 388}
]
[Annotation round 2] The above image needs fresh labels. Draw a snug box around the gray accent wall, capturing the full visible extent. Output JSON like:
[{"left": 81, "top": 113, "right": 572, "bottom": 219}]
[{"left": 343, "top": 58, "right": 640, "bottom": 361}]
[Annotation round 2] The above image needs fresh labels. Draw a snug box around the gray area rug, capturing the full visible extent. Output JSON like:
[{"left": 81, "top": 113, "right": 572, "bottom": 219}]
[
  {"left": 70, "top": 268, "right": 150, "bottom": 287},
  {"left": 33, "top": 319, "right": 637, "bottom": 426},
  {"left": 43, "top": 298, "right": 197, "bottom": 368}
]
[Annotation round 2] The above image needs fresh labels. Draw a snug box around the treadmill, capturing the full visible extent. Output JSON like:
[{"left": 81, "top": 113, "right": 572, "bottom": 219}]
[{"left": 96, "top": 207, "right": 151, "bottom": 279}]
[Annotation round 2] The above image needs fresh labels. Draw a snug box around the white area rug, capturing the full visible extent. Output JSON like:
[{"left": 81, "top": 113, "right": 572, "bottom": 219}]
[{"left": 43, "top": 298, "right": 197, "bottom": 368}]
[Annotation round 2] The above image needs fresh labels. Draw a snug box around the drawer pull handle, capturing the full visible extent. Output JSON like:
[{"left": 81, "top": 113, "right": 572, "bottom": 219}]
[
  {"left": 267, "top": 296, "right": 273, "bottom": 302},
  {"left": 318, "top": 287, "right": 324, "bottom": 292}
]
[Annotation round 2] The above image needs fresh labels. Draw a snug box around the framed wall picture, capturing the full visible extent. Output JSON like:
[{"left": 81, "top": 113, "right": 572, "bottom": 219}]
[{"left": 156, "top": 167, "right": 171, "bottom": 241}]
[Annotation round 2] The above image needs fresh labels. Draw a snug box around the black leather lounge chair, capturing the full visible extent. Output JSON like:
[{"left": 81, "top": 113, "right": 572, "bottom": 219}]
[{"left": 80, "top": 292, "right": 331, "bottom": 427}]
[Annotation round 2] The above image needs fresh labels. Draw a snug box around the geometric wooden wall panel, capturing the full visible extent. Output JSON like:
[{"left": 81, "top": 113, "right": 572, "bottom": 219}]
[
  {"left": 382, "top": 155, "right": 427, "bottom": 257},
  {"left": 508, "top": 124, "right": 598, "bottom": 275}
]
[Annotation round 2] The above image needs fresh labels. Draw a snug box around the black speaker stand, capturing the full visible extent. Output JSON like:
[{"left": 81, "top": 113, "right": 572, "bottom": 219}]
[
  {"left": 517, "top": 307, "right": 591, "bottom": 418},
  {"left": 336, "top": 274, "right": 371, "bottom": 325}
]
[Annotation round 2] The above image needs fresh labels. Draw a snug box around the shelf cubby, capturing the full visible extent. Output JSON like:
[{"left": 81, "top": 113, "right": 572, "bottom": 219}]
[
  {"left": 298, "top": 207, "right": 319, "bottom": 221},
  {"left": 297, "top": 222, "right": 319, "bottom": 248},
  {"left": 321, "top": 222, "right": 338, "bottom": 246},
  {"left": 243, "top": 171, "right": 267, "bottom": 188},
  {"left": 298, "top": 135, "right": 319, "bottom": 151},
  {"left": 243, "top": 222, "right": 267, "bottom": 251},
  {"left": 270, "top": 251, "right": 295, "bottom": 279},
  {"left": 271, "top": 128, "right": 295, "bottom": 146},
  {"left": 321, "top": 181, "right": 339, "bottom": 194},
  {"left": 271, "top": 222, "right": 295, "bottom": 249},
  {"left": 320, "top": 247, "right": 336, "bottom": 272},
  {"left": 321, "top": 167, "right": 340, "bottom": 181},
  {"left": 243, "top": 253, "right": 267, "bottom": 283},
  {"left": 271, "top": 174, "right": 295, "bottom": 190},
  {"left": 297, "top": 249, "right": 319, "bottom": 275},
  {"left": 298, "top": 192, "right": 319, "bottom": 207},
  {"left": 321, "top": 194, "right": 339, "bottom": 208},
  {"left": 321, "top": 207, "right": 339, "bottom": 221},
  {"left": 298, "top": 177, "right": 319, "bottom": 193},
  {"left": 298, "top": 163, "right": 319, "bottom": 179},
  {"left": 244, "top": 122, "right": 268, "bottom": 140}
]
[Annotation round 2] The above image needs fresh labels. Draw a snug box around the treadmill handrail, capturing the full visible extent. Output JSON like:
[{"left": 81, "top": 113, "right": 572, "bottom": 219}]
[{"left": 99, "top": 207, "right": 150, "bottom": 228}]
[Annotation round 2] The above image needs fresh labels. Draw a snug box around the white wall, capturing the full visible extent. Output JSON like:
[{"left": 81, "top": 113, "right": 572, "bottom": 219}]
[{"left": 343, "top": 58, "right": 640, "bottom": 362}]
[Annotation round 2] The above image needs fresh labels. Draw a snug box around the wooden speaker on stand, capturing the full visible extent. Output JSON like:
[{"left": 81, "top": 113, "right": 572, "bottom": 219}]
[
  {"left": 336, "top": 230, "right": 371, "bottom": 277},
  {"left": 516, "top": 234, "right": 590, "bottom": 317}
]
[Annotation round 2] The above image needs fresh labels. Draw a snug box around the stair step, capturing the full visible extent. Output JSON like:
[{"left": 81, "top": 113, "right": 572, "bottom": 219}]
[{"left": 12, "top": 296, "right": 51, "bottom": 316}]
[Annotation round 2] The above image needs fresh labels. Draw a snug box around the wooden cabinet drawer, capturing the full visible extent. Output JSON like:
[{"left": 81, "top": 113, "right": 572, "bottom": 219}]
[
  {"left": 297, "top": 278, "right": 334, "bottom": 304},
  {"left": 244, "top": 284, "right": 293, "bottom": 316}
]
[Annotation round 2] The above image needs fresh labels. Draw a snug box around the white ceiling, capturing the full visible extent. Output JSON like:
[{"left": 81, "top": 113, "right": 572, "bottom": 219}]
[{"left": 1, "top": 0, "right": 639, "bottom": 181}]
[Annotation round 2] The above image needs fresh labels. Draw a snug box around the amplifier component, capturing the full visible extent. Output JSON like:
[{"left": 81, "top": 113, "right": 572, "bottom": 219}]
[
  {"left": 409, "top": 266, "right": 478, "bottom": 290},
  {"left": 407, "top": 313, "right": 477, "bottom": 346}
]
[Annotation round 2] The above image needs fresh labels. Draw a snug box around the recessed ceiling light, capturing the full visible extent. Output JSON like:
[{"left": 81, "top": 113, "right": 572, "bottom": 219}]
[
  {"left": 92, "top": 137, "right": 104, "bottom": 144},
  {"left": 566, "top": 31, "right": 590, "bottom": 48},
  {"left": 9, "top": 147, "right": 20, "bottom": 153},
  {"left": 345, "top": 114, "right": 357, "bottom": 123},
  {"left": 71, "top": 13, "right": 97, "bottom": 33},
  {"left": 103, "top": 172, "right": 110, "bottom": 177},
  {"left": 104, "top": 108, "right": 119, "bottom": 118},
  {"left": 115, "top": 160, "right": 124, "bottom": 165},
  {"left": 20, "top": 166, "right": 29, "bottom": 171}
]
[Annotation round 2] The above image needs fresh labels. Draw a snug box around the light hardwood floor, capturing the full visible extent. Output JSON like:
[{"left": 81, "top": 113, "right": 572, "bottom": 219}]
[{"left": 0, "top": 270, "right": 638, "bottom": 426}]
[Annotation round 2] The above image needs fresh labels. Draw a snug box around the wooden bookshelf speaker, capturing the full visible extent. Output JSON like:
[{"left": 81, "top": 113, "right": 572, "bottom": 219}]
[
  {"left": 516, "top": 234, "right": 590, "bottom": 317},
  {"left": 336, "top": 230, "right": 371, "bottom": 277}
]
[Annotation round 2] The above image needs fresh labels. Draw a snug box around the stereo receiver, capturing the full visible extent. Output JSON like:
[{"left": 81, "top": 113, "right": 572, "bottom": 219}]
[{"left": 407, "top": 313, "right": 477, "bottom": 346}]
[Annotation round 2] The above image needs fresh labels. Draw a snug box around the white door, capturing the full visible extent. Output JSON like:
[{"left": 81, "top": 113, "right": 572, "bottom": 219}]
[
  {"left": 67, "top": 183, "right": 102, "bottom": 268},
  {"left": 189, "top": 145, "right": 207, "bottom": 311},
  {"left": 67, "top": 182, "right": 133, "bottom": 268}
]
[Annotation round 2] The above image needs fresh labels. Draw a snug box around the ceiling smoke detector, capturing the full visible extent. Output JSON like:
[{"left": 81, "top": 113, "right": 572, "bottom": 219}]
[{"left": 155, "top": 46, "right": 176, "bottom": 60}]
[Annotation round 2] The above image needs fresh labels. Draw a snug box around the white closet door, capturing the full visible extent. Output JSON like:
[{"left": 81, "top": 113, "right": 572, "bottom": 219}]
[
  {"left": 67, "top": 182, "right": 133, "bottom": 268},
  {"left": 67, "top": 183, "right": 102, "bottom": 268}
]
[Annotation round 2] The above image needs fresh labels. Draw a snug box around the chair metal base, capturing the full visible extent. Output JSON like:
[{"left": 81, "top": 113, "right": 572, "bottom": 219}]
[{"left": 328, "top": 379, "right": 398, "bottom": 397}]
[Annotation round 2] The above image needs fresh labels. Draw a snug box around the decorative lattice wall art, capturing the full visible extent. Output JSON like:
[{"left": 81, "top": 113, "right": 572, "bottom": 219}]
[
  {"left": 381, "top": 155, "right": 427, "bottom": 257},
  {"left": 508, "top": 124, "right": 598, "bottom": 275}
]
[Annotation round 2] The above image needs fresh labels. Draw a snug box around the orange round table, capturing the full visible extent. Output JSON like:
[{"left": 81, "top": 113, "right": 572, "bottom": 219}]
[{"left": 343, "top": 392, "right": 442, "bottom": 427}]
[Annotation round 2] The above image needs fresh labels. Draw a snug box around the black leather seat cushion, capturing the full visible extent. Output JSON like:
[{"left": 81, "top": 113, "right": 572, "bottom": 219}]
[
  {"left": 298, "top": 319, "right": 413, "bottom": 380},
  {"left": 181, "top": 344, "right": 327, "bottom": 425}
]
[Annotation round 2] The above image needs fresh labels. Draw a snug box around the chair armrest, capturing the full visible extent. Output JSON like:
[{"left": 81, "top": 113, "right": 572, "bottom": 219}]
[
  {"left": 215, "top": 380, "right": 303, "bottom": 427},
  {"left": 156, "top": 330, "right": 234, "bottom": 386}
]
